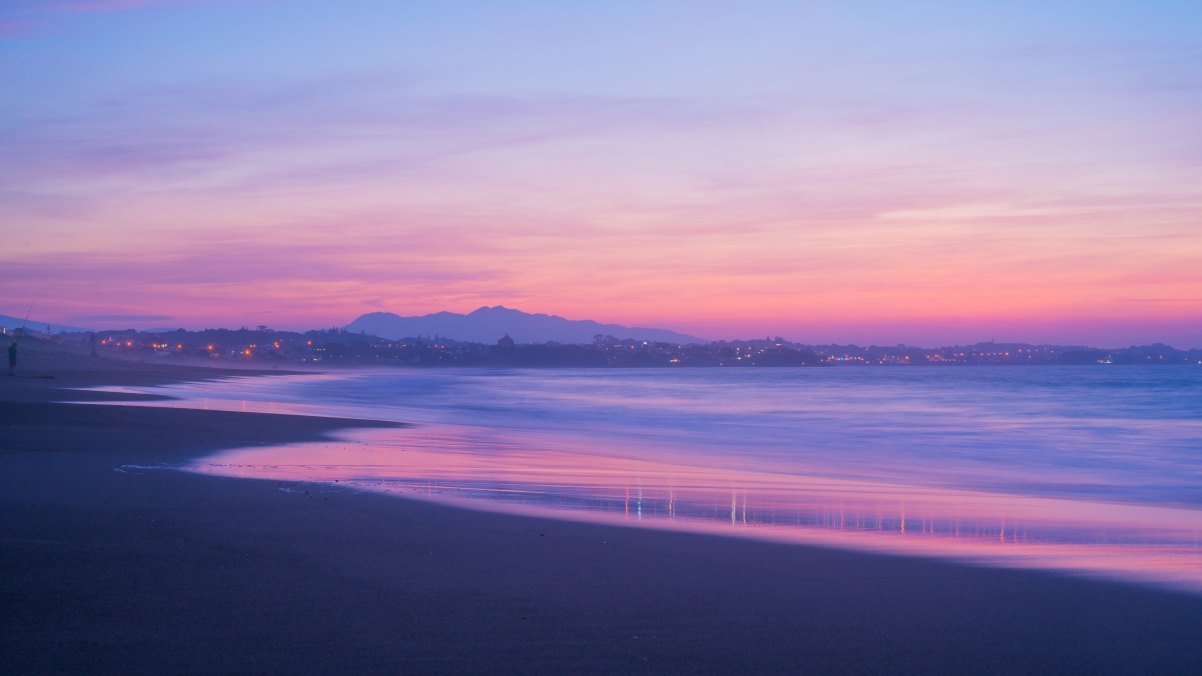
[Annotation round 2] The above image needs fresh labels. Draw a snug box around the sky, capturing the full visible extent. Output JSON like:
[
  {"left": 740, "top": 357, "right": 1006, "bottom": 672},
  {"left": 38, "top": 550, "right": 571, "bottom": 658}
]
[{"left": 1, "top": 0, "right": 1200, "bottom": 347}]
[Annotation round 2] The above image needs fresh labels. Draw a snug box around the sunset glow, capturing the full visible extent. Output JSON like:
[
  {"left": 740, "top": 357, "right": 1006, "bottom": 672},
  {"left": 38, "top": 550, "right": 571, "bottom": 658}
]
[{"left": 2, "top": 1, "right": 1200, "bottom": 345}]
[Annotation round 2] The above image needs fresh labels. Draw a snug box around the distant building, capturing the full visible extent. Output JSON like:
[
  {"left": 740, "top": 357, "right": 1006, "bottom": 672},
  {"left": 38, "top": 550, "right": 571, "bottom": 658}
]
[{"left": 497, "top": 334, "right": 515, "bottom": 347}]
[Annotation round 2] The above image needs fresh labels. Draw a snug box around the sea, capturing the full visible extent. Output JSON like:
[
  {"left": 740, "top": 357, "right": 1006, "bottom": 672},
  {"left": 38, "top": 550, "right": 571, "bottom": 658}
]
[{"left": 92, "top": 366, "right": 1202, "bottom": 592}]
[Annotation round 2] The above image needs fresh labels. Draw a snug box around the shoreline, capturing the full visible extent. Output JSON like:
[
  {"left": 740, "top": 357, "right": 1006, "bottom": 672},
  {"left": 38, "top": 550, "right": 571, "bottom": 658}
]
[{"left": 3, "top": 361, "right": 1202, "bottom": 673}]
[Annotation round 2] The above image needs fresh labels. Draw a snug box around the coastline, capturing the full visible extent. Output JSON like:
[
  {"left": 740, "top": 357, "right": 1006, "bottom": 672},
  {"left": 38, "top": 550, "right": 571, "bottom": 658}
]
[{"left": 3, "top": 361, "right": 1202, "bottom": 674}]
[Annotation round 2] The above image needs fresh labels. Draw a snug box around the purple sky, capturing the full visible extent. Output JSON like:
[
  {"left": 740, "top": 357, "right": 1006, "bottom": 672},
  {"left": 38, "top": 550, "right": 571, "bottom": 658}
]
[{"left": 2, "top": 0, "right": 1200, "bottom": 346}]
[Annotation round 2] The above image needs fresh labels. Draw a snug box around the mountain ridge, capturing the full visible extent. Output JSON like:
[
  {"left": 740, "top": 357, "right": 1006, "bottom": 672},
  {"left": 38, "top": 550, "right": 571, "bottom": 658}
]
[
  {"left": 345, "top": 306, "right": 705, "bottom": 344},
  {"left": 0, "top": 314, "right": 92, "bottom": 334}
]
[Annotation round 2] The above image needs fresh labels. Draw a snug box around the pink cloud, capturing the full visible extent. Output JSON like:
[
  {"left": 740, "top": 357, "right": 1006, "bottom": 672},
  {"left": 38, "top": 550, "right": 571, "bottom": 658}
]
[
  {"left": 1, "top": 43, "right": 1199, "bottom": 345},
  {"left": 0, "top": 19, "right": 32, "bottom": 37}
]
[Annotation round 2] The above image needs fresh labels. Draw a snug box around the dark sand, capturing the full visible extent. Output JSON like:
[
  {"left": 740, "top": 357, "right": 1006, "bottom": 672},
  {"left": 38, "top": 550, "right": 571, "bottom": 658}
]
[{"left": 2, "top": 360, "right": 1201, "bottom": 674}]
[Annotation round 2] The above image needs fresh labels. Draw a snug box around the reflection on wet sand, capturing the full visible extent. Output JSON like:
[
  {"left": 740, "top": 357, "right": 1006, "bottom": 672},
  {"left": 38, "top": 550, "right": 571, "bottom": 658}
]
[{"left": 186, "top": 423, "right": 1202, "bottom": 593}]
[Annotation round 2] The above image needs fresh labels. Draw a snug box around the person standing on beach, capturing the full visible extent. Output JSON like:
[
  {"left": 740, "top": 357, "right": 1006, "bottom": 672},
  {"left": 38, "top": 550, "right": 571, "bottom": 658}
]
[{"left": 8, "top": 342, "right": 16, "bottom": 376}]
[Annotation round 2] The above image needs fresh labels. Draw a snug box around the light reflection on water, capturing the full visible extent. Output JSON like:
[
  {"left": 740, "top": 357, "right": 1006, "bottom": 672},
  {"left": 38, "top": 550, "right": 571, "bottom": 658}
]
[{"left": 94, "top": 367, "right": 1202, "bottom": 592}]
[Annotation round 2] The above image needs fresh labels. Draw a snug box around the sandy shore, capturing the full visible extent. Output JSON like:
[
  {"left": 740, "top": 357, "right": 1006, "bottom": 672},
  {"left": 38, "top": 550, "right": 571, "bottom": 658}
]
[{"left": 2, "top": 360, "right": 1201, "bottom": 674}]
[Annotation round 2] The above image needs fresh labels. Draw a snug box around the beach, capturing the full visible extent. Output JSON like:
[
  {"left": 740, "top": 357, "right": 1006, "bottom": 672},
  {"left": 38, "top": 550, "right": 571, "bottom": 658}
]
[{"left": 3, "top": 362, "right": 1202, "bottom": 675}]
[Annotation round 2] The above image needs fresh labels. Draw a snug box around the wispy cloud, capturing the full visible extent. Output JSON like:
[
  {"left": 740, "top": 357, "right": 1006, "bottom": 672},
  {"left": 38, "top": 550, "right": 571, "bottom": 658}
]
[
  {"left": 73, "top": 313, "right": 175, "bottom": 321},
  {"left": 2, "top": 1, "right": 1200, "bottom": 343},
  {"left": 0, "top": 19, "right": 33, "bottom": 36}
]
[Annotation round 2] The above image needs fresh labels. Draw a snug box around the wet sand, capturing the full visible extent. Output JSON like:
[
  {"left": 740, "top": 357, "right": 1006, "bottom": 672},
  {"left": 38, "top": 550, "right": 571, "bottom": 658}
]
[{"left": 2, "top": 361, "right": 1201, "bottom": 674}]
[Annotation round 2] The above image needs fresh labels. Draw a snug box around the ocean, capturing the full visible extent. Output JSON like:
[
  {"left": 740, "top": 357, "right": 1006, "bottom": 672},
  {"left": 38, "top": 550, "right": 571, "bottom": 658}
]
[{"left": 95, "top": 366, "right": 1202, "bottom": 591}]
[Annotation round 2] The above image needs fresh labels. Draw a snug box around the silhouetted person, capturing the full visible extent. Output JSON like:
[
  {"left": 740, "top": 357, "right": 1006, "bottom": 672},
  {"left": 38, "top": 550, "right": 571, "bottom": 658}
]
[{"left": 7, "top": 342, "right": 16, "bottom": 376}]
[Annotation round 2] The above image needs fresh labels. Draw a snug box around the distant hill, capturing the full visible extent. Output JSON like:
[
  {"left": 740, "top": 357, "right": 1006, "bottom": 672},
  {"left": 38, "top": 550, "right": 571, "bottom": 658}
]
[
  {"left": 345, "top": 306, "right": 706, "bottom": 345},
  {"left": 0, "top": 314, "right": 92, "bottom": 334}
]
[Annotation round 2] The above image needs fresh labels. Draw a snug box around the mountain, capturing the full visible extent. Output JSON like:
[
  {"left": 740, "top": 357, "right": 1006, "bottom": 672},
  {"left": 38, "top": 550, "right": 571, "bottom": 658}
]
[
  {"left": 0, "top": 314, "right": 92, "bottom": 334},
  {"left": 345, "top": 306, "right": 706, "bottom": 345}
]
